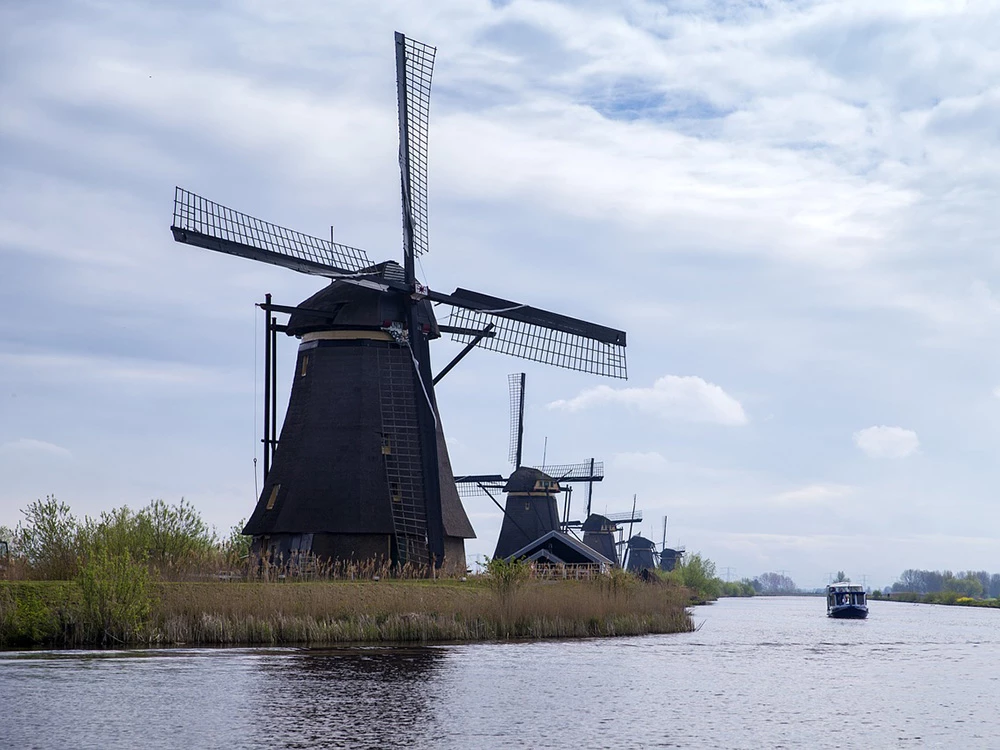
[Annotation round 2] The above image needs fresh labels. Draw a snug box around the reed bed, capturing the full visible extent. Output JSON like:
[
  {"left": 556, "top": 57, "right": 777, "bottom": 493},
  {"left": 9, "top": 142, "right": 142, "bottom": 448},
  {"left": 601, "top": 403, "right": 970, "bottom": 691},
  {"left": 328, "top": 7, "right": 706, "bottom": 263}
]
[
  {"left": 1, "top": 578, "right": 693, "bottom": 648},
  {"left": 152, "top": 578, "right": 692, "bottom": 645}
]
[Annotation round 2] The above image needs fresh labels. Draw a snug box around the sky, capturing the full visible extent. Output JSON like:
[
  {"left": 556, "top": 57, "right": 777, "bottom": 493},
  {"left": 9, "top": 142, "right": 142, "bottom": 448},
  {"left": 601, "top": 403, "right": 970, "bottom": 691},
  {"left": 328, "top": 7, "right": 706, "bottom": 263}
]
[{"left": 2, "top": 0, "right": 999, "bottom": 590}]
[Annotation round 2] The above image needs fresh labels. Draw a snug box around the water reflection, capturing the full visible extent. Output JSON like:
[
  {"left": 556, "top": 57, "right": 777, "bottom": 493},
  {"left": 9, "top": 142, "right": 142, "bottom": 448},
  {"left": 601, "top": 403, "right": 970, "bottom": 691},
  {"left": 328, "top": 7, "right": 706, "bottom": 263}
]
[
  {"left": 4, "top": 601, "right": 1000, "bottom": 749},
  {"left": 246, "top": 648, "right": 443, "bottom": 749}
]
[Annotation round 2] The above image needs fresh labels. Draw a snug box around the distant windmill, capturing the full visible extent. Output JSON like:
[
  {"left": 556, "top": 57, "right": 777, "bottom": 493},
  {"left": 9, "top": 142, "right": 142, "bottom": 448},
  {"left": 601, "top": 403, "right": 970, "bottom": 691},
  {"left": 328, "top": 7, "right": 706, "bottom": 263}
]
[
  {"left": 169, "top": 33, "right": 627, "bottom": 571},
  {"left": 455, "top": 373, "right": 606, "bottom": 559},
  {"left": 658, "top": 515, "right": 684, "bottom": 572}
]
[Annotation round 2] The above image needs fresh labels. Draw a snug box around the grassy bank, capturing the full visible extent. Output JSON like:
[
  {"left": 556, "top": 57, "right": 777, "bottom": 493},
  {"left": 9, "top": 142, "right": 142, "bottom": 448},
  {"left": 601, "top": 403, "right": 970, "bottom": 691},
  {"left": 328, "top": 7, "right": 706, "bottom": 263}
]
[
  {"left": 878, "top": 591, "right": 1000, "bottom": 608},
  {"left": 0, "top": 577, "right": 693, "bottom": 649}
]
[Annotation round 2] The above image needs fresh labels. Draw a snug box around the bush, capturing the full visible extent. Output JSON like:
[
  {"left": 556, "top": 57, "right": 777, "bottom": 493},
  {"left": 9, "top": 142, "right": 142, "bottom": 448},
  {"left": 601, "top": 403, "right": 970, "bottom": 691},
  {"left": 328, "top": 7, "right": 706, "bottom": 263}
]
[
  {"left": 16, "top": 497, "right": 81, "bottom": 580},
  {"left": 76, "top": 544, "right": 153, "bottom": 646},
  {"left": 674, "top": 552, "right": 722, "bottom": 601}
]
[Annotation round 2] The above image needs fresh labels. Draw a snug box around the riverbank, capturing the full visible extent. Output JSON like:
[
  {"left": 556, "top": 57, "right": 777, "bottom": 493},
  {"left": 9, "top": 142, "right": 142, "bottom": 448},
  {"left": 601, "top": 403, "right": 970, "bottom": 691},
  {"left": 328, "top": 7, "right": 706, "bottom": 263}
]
[
  {"left": 875, "top": 591, "right": 1000, "bottom": 608},
  {"left": 0, "top": 577, "right": 693, "bottom": 648}
]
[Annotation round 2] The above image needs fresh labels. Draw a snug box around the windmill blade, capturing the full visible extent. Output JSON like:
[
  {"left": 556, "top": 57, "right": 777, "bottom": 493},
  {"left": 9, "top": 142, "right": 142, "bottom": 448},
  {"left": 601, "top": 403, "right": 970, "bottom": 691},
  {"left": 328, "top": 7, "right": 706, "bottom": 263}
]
[
  {"left": 607, "top": 509, "right": 642, "bottom": 524},
  {"left": 527, "top": 461, "right": 605, "bottom": 482},
  {"left": 395, "top": 32, "right": 435, "bottom": 270},
  {"left": 434, "top": 288, "right": 627, "bottom": 379},
  {"left": 170, "top": 187, "right": 373, "bottom": 277},
  {"left": 454, "top": 474, "right": 506, "bottom": 498},
  {"left": 508, "top": 373, "right": 526, "bottom": 468}
]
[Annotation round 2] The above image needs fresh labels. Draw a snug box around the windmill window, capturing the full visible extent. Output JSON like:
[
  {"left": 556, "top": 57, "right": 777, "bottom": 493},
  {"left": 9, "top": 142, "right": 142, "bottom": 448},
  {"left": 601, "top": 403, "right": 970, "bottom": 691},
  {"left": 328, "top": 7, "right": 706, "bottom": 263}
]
[
  {"left": 381, "top": 435, "right": 392, "bottom": 455},
  {"left": 524, "top": 502, "right": 531, "bottom": 511},
  {"left": 301, "top": 355, "right": 309, "bottom": 376},
  {"left": 266, "top": 484, "right": 281, "bottom": 510}
]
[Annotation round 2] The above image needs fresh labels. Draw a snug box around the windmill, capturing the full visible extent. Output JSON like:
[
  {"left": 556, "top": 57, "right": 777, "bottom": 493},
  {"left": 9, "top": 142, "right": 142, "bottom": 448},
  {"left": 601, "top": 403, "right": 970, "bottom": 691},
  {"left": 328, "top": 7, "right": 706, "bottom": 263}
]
[
  {"left": 454, "top": 373, "right": 607, "bottom": 559},
  {"left": 169, "top": 33, "right": 627, "bottom": 572},
  {"left": 658, "top": 515, "right": 684, "bottom": 572}
]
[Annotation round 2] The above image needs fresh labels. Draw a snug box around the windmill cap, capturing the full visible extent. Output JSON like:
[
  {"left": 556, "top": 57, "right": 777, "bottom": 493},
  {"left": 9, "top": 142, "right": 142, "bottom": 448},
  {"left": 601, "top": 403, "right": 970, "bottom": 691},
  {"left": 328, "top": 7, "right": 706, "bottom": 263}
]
[
  {"left": 285, "top": 261, "right": 439, "bottom": 337},
  {"left": 581, "top": 514, "right": 614, "bottom": 532},
  {"left": 627, "top": 535, "right": 657, "bottom": 549},
  {"left": 503, "top": 466, "right": 560, "bottom": 494}
]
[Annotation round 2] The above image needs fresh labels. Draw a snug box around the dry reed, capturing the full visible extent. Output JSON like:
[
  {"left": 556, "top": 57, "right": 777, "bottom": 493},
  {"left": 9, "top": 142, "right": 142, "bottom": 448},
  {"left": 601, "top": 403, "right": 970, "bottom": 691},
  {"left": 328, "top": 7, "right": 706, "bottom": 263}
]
[{"left": 147, "top": 578, "right": 693, "bottom": 646}]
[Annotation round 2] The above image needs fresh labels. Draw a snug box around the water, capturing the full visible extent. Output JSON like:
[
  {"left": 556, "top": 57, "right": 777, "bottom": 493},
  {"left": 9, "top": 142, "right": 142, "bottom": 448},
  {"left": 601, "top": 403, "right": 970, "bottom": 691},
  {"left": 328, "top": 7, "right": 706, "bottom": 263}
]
[{"left": 2, "top": 597, "right": 998, "bottom": 748}]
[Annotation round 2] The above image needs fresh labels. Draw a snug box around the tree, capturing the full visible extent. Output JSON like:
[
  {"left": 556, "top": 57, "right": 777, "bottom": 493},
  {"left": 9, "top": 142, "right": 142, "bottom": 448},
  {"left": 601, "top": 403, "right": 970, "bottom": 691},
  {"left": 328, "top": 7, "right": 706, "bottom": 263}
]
[
  {"left": 835, "top": 571, "right": 849, "bottom": 582},
  {"left": 756, "top": 571, "right": 796, "bottom": 594}
]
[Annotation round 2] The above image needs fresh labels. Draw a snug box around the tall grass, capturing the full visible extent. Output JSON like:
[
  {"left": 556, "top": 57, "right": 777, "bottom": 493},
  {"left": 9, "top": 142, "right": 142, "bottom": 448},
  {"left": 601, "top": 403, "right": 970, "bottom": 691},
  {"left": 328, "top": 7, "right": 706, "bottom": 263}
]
[
  {"left": 1, "top": 576, "right": 693, "bottom": 648},
  {"left": 0, "top": 497, "right": 694, "bottom": 648}
]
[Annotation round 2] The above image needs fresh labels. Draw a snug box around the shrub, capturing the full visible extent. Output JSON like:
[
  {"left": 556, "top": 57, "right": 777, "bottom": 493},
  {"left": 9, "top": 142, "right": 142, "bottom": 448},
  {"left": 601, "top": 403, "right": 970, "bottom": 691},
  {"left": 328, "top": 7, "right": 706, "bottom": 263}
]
[
  {"left": 16, "top": 497, "right": 81, "bottom": 580},
  {"left": 76, "top": 544, "right": 153, "bottom": 646}
]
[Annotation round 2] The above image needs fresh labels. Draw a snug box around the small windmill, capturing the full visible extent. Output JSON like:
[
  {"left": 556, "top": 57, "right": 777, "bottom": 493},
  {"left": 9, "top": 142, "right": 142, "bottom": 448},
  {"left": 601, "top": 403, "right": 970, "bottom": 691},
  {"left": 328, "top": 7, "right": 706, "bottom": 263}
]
[
  {"left": 169, "top": 33, "right": 627, "bottom": 571},
  {"left": 455, "top": 373, "right": 606, "bottom": 558},
  {"left": 658, "top": 516, "right": 684, "bottom": 572}
]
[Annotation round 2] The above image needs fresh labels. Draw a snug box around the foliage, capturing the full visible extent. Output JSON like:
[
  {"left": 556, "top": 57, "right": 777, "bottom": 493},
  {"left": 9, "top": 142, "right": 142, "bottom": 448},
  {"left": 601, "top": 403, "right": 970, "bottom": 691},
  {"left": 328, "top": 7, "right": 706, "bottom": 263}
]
[
  {"left": 222, "top": 519, "right": 252, "bottom": 567},
  {"left": 752, "top": 572, "right": 798, "bottom": 595},
  {"left": 719, "top": 579, "right": 756, "bottom": 597},
  {"left": 15, "top": 497, "right": 81, "bottom": 580},
  {"left": 483, "top": 557, "right": 531, "bottom": 604},
  {"left": 76, "top": 543, "right": 154, "bottom": 646},
  {"left": 0, "top": 582, "right": 82, "bottom": 647},
  {"left": 670, "top": 552, "right": 722, "bottom": 601},
  {"left": 891, "top": 569, "right": 998, "bottom": 599},
  {"left": 834, "top": 571, "right": 849, "bottom": 582},
  {"left": 143, "top": 498, "right": 216, "bottom": 571},
  {"left": 3, "top": 497, "right": 220, "bottom": 581}
]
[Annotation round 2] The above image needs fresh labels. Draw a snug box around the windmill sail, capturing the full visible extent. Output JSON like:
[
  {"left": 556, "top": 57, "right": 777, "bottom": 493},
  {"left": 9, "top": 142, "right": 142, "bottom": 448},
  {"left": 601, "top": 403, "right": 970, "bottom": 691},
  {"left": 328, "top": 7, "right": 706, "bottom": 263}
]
[
  {"left": 440, "top": 288, "right": 627, "bottom": 379},
  {"left": 508, "top": 373, "right": 525, "bottom": 468},
  {"left": 170, "top": 188, "right": 371, "bottom": 277},
  {"left": 396, "top": 32, "right": 435, "bottom": 267}
]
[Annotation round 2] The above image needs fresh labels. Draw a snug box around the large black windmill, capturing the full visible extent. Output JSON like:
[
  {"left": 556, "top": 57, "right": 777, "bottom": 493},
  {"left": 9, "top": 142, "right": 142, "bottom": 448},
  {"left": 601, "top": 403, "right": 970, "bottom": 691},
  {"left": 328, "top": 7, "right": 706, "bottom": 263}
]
[
  {"left": 169, "top": 33, "right": 627, "bottom": 571},
  {"left": 455, "top": 373, "right": 607, "bottom": 560}
]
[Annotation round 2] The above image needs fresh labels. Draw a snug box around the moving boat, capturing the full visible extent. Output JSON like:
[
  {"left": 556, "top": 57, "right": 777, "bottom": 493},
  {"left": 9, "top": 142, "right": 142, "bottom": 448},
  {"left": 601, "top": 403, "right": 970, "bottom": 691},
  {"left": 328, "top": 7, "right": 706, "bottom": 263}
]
[{"left": 827, "top": 582, "right": 868, "bottom": 619}]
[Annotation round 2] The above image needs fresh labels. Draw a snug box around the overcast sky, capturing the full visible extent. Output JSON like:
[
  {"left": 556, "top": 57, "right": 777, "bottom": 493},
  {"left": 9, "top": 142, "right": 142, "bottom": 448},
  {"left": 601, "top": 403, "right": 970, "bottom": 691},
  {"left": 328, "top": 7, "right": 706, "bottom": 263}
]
[{"left": 3, "top": 0, "right": 998, "bottom": 589}]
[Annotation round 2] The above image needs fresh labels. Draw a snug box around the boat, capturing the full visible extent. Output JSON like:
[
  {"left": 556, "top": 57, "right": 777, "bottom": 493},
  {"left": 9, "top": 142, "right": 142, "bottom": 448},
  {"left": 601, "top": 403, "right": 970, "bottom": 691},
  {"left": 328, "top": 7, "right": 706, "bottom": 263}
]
[{"left": 826, "top": 582, "right": 868, "bottom": 619}]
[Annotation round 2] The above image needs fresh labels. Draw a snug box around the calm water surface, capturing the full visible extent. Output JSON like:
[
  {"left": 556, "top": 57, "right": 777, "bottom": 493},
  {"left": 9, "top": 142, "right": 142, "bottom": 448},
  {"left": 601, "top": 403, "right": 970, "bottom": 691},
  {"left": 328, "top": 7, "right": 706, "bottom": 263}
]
[{"left": 2, "top": 597, "right": 998, "bottom": 748}]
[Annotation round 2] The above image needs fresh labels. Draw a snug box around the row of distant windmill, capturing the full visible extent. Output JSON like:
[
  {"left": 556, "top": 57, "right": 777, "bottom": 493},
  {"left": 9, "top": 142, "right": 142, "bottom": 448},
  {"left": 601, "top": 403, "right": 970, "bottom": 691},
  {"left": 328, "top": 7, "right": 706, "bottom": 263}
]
[{"left": 168, "top": 32, "right": 681, "bottom": 574}]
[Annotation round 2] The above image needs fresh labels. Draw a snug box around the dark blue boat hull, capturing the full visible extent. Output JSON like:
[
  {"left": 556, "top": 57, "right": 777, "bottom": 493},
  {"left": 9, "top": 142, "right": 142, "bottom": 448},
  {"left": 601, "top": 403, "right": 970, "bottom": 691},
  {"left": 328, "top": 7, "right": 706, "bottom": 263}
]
[{"left": 828, "top": 605, "right": 868, "bottom": 619}]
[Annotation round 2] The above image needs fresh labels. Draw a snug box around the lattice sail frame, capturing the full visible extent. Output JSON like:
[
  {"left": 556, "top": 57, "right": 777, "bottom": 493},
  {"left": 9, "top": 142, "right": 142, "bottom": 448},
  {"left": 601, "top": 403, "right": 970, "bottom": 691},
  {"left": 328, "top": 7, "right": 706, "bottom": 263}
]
[
  {"left": 396, "top": 34, "right": 435, "bottom": 260},
  {"left": 456, "top": 480, "right": 507, "bottom": 499},
  {"left": 508, "top": 373, "right": 525, "bottom": 466},
  {"left": 447, "top": 307, "right": 628, "bottom": 379},
  {"left": 171, "top": 188, "right": 371, "bottom": 276},
  {"left": 526, "top": 462, "right": 605, "bottom": 482}
]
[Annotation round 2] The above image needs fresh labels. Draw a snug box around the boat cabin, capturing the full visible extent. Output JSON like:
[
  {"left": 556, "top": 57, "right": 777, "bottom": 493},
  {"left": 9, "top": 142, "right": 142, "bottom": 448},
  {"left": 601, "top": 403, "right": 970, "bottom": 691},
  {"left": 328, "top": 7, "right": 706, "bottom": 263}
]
[{"left": 826, "top": 582, "right": 869, "bottom": 619}]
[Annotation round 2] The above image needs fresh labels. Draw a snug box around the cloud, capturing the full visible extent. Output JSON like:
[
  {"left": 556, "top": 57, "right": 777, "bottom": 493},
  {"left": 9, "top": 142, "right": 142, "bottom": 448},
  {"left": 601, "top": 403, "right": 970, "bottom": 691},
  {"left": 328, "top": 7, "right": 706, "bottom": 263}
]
[
  {"left": 548, "top": 375, "right": 748, "bottom": 426},
  {"left": 0, "top": 351, "right": 244, "bottom": 391},
  {"left": 769, "top": 484, "right": 853, "bottom": 507},
  {"left": 853, "top": 426, "right": 919, "bottom": 459},
  {"left": 611, "top": 451, "right": 671, "bottom": 473},
  {"left": 0, "top": 438, "right": 73, "bottom": 459}
]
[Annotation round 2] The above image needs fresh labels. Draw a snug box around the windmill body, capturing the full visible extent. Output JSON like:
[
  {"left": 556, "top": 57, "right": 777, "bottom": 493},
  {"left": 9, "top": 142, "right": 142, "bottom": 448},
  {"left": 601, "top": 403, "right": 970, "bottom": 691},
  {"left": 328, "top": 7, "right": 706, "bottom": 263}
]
[
  {"left": 580, "top": 514, "right": 620, "bottom": 565},
  {"left": 243, "top": 265, "right": 474, "bottom": 568},
  {"left": 169, "top": 33, "right": 627, "bottom": 572},
  {"left": 625, "top": 535, "right": 658, "bottom": 574},
  {"left": 492, "top": 467, "right": 562, "bottom": 560}
]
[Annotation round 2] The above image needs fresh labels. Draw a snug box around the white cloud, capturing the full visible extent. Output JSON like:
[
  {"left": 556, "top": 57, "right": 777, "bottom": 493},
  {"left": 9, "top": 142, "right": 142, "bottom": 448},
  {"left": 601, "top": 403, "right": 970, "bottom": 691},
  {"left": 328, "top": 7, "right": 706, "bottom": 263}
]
[
  {"left": 769, "top": 484, "right": 853, "bottom": 506},
  {"left": 0, "top": 352, "right": 244, "bottom": 391},
  {"left": 611, "top": 451, "right": 671, "bottom": 473},
  {"left": 0, "top": 438, "right": 73, "bottom": 459},
  {"left": 853, "top": 426, "right": 919, "bottom": 459},
  {"left": 548, "top": 375, "right": 748, "bottom": 426}
]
